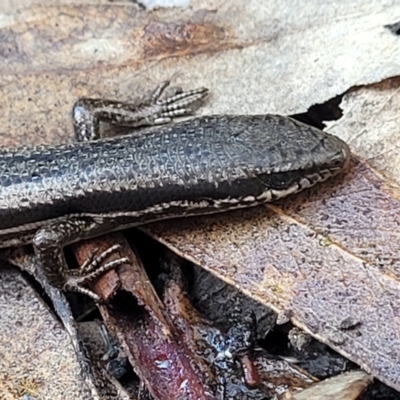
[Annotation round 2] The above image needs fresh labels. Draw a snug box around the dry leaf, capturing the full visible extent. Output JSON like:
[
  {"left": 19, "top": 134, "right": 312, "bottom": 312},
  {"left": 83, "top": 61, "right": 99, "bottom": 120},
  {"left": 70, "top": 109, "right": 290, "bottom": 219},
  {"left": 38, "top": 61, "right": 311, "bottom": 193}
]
[
  {"left": 326, "top": 77, "right": 400, "bottom": 186},
  {"left": 0, "top": 263, "right": 93, "bottom": 400},
  {"left": 1, "top": 1, "right": 399, "bottom": 147}
]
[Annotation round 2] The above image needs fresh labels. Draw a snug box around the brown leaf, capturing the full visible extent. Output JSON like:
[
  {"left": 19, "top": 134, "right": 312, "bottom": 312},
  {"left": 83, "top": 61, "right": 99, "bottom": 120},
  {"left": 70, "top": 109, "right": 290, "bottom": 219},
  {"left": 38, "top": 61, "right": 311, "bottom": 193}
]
[{"left": 1, "top": 2, "right": 400, "bottom": 147}]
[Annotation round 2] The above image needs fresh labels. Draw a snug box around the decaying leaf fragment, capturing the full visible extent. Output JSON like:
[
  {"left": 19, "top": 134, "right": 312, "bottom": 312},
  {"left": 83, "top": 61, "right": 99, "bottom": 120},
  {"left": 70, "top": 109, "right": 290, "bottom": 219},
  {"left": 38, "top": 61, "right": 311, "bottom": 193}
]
[
  {"left": 143, "top": 156, "right": 400, "bottom": 392},
  {"left": 293, "top": 370, "right": 372, "bottom": 400}
]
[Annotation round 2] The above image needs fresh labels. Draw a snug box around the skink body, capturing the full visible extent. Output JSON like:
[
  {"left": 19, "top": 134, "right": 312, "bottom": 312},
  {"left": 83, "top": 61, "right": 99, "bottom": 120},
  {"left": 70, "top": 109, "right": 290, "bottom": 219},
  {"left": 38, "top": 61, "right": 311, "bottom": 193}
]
[{"left": 0, "top": 114, "right": 350, "bottom": 249}]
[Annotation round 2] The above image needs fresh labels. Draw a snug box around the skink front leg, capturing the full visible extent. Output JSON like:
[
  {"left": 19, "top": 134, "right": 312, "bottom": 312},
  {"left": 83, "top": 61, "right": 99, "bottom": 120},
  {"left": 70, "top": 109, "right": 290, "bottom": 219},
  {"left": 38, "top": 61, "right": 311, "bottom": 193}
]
[
  {"left": 73, "top": 81, "right": 209, "bottom": 141},
  {"left": 32, "top": 216, "right": 126, "bottom": 301}
]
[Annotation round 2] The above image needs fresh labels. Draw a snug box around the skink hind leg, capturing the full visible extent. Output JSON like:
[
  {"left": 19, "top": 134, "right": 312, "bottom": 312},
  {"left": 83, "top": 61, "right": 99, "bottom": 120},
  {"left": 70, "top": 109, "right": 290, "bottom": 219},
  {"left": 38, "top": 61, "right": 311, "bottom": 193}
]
[
  {"left": 72, "top": 81, "right": 209, "bottom": 141},
  {"left": 32, "top": 216, "right": 126, "bottom": 301}
]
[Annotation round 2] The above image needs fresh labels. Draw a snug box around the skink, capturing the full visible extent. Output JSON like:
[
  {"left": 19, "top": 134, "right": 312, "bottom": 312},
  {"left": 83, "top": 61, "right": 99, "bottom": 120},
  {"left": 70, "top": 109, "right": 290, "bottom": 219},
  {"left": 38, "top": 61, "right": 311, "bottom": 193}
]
[{"left": 0, "top": 82, "right": 350, "bottom": 298}]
